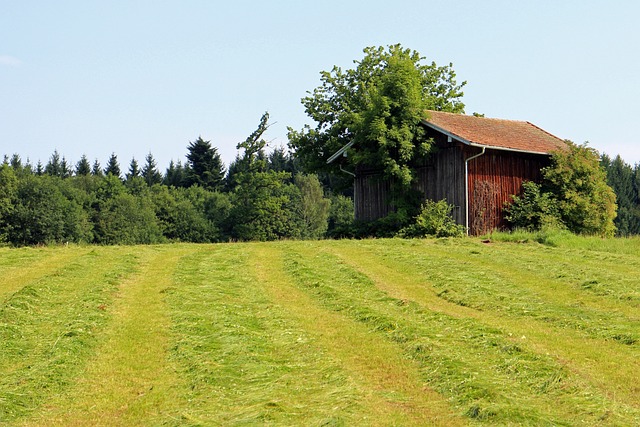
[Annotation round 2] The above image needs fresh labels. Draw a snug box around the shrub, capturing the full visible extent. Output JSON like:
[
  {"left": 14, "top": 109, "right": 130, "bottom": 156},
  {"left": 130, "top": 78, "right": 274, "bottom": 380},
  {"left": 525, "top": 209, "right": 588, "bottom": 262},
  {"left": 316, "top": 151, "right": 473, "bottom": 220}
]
[
  {"left": 504, "top": 181, "right": 562, "bottom": 231},
  {"left": 397, "top": 199, "right": 465, "bottom": 238}
]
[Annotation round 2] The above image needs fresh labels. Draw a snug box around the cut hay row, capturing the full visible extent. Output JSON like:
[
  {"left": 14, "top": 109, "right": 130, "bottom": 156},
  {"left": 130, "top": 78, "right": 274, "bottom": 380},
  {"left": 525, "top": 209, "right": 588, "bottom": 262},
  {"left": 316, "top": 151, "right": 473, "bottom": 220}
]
[{"left": 0, "top": 238, "right": 638, "bottom": 425}]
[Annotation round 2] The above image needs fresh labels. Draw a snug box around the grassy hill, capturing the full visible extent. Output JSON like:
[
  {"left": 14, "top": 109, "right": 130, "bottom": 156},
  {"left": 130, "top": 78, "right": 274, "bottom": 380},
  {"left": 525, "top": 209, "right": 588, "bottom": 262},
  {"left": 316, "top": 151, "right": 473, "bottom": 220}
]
[{"left": 0, "top": 236, "right": 639, "bottom": 426}]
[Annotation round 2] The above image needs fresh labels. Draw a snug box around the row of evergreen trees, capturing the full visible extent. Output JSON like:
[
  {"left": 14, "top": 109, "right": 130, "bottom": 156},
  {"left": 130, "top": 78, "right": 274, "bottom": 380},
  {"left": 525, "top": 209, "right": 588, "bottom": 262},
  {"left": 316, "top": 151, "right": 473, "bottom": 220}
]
[
  {"left": 2, "top": 138, "right": 291, "bottom": 192},
  {"left": 600, "top": 154, "right": 640, "bottom": 236},
  {"left": 0, "top": 116, "right": 354, "bottom": 246}
]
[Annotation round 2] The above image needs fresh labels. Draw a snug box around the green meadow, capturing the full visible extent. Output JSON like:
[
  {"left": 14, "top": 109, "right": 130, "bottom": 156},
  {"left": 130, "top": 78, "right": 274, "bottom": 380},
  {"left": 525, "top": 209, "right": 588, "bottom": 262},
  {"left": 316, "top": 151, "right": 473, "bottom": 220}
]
[{"left": 1, "top": 237, "right": 638, "bottom": 426}]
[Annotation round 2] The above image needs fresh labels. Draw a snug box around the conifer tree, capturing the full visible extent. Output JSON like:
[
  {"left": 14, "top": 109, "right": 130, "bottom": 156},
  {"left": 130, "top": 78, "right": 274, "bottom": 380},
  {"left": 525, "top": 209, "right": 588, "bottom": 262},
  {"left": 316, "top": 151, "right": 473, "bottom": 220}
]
[
  {"left": 45, "top": 150, "right": 62, "bottom": 177},
  {"left": 104, "top": 153, "right": 121, "bottom": 178},
  {"left": 92, "top": 159, "right": 103, "bottom": 176},
  {"left": 126, "top": 157, "right": 140, "bottom": 181},
  {"left": 141, "top": 152, "right": 163, "bottom": 186},
  {"left": 164, "top": 160, "right": 186, "bottom": 187},
  {"left": 61, "top": 156, "right": 72, "bottom": 178},
  {"left": 184, "top": 137, "right": 225, "bottom": 191},
  {"left": 75, "top": 155, "right": 92, "bottom": 176}
]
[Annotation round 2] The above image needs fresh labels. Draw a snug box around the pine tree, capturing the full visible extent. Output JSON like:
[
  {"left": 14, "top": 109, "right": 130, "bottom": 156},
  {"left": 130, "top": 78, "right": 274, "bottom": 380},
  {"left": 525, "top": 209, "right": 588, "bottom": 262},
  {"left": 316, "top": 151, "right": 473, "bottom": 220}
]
[
  {"left": 61, "top": 156, "right": 72, "bottom": 178},
  {"left": 164, "top": 160, "right": 186, "bottom": 187},
  {"left": 185, "top": 137, "right": 225, "bottom": 191},
  {"left": 92, "top": 159, "right": 104, "bottom": 177},
  {"left": 141, "top": 152, "right": 163, "bottom": 186},
  {"left": 45, "top": 150, "right": 62, "bottom": 177},
  {"left": 9, "top": 154, "right": 22, "bottom": 170},
  {"left": 602, "top": 154, "right": 640, "bottom": 235},
  {"left": 104, "top": 153, "right": 121, "bottom": 178},
  {"left": 75, "top": 155, "right": 92, "bottom": 176},
  {"left": 126, "top": 157, "right": 140, "bottom": 182}
]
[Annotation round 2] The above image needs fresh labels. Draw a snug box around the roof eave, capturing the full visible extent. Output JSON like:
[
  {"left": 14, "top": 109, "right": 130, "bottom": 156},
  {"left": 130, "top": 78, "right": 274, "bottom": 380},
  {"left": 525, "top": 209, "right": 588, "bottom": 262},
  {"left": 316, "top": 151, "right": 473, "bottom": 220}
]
[
  {"left": 326, "top": 140, "right": 355, "bottom": 164},
  {"left": 420, "top": 119, "right": 554, "bottom": 156}
]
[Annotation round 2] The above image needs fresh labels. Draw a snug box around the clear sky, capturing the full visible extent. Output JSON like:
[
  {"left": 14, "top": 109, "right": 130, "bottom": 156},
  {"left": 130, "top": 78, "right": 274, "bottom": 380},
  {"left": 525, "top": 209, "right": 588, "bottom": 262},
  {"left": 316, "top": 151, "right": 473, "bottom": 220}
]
[{"left": 1, "top": 0, "right": 639, "bottom": 172}]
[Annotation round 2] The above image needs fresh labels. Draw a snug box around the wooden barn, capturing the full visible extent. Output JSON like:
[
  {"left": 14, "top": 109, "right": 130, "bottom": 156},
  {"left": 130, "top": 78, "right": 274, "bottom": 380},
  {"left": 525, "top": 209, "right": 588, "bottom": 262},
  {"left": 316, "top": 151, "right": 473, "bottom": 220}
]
[{"left": 346, "top": 111, "right": 568, "bottom": 235}]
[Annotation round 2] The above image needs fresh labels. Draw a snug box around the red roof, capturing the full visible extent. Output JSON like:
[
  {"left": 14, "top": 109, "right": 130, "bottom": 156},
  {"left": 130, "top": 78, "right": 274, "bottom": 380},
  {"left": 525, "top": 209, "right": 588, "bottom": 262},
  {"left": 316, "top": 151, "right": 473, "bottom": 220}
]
[{"left": 423, "top": 110, "right": 567, "bottom": 155}]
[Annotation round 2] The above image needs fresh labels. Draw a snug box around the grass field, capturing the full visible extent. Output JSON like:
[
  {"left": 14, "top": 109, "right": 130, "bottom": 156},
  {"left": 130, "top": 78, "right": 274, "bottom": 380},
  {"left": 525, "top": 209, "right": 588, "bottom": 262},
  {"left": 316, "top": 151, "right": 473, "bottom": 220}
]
[{"left": 0, "top": 237, "right": 638, "bottom": 426}]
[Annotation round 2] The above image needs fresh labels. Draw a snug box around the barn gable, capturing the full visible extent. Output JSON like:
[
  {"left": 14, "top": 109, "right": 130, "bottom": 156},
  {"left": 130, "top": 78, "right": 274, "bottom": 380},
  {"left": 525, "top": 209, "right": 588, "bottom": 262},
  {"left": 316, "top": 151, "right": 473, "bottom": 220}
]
[
  {"left": 346, "top": 111, "right": 567, "bottom": 235},
  {"left": 422, "top": 111, "right": 567, "bottom": 234}
]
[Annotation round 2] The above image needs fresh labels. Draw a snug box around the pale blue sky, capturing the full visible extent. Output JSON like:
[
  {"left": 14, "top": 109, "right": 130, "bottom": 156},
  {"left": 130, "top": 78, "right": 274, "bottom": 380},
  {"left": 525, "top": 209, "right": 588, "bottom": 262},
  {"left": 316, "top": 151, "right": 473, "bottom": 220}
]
[{"left": 1, "top": 1, "right": 639, "bottom": 171}]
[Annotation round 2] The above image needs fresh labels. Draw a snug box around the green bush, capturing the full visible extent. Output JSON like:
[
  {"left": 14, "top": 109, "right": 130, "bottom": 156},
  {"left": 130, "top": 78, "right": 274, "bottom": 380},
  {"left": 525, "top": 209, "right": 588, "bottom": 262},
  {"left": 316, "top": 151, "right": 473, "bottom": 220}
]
[
  {"left": 504, "top": 143, "right": 617, "bottom": 237},
  {"left": 504, "top": 181, "right": 562, "bottom": 231},
  {"left": 397, "top": 199, "right": 465, "bottom": 238}
]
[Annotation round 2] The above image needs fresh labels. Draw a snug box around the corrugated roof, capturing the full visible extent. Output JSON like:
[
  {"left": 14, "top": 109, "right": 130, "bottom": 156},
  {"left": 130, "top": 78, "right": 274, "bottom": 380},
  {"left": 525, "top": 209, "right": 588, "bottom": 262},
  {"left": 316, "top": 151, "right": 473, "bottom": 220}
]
[{"left": 422, "top": 110, "right": 567, "bottom": 155}]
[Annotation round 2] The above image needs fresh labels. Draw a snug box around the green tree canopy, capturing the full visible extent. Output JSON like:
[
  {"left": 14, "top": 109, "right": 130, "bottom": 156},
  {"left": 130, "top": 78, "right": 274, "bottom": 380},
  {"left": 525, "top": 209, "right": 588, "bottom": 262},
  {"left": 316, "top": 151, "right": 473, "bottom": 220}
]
[
  {"left": 294, "top": 174, "right": 331, "bottom": 239},
  {"left": 226, "top": 112, "right": 270, "bottom": 191},
  {"left": 0, "top": 164, "right": 18, "bottom": 242},
  {"left": 288, "top": 44, "right": 466, "bottom": 188},
  {"left": 226, "top": 113, "right": 303, "bottom": 241},
  {"left": 6, "top": 175, "right": 91, "bottom": 245},
  {"left": 543, "top": 142, "right": 617, "bottom": 237}
]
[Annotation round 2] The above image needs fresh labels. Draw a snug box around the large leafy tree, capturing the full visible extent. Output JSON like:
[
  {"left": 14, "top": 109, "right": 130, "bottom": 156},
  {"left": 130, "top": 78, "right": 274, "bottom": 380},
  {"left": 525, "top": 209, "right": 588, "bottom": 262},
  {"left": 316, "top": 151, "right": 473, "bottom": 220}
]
[
  {"left": 185, "top": 137, "right": 225, "bottom": 191},
  {"left": 543, "top": 142, "right": 617, "bottom": 237},
  {"left": 288, "top": 44, "right": 466, "bottom": 189},
  {"left": 7, "top": 175, "right": 91, "bottom": 245},
  {"left": 226, "top": 112, "right": 270, "bottom": 191},
  {"left": 293, "top": 173, "right": 331, "bottom": 239}
]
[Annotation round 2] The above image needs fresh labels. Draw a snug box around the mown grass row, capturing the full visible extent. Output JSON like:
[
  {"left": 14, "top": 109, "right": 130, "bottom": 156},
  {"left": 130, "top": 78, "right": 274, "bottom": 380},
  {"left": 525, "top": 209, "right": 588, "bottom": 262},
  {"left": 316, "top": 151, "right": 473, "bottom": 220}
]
[
  {"left": 20, "top": 245, "right": 194, "bottom": 426},
  {"left": 1, "top": 238, "right": 638, "bottom": 425},
  {"left": 165, "top": 245, "right": 370, "bottom": 425},
  {"left": 0, "top": 247, "right": 139, "bottom": 423},
  {"left": 277, "top": 241, "right": 640, "bottom": 425}
]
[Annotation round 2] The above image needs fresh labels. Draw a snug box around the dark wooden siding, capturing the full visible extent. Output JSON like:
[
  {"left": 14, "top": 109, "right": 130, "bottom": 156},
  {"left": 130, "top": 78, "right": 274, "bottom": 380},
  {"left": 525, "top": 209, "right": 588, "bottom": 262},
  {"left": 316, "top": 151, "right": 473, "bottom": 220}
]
[
  {"left": 354, "top": 144, "right": 467, "bottom": 223},
  {"left": 354, "top": 172, "right": 392, "bottom": 221},
  {"left": 415, "top": 144, "right": 466, "bottom": 225},
  {"left": 467, "top": 150, "right": 548, "bottom": 235}
]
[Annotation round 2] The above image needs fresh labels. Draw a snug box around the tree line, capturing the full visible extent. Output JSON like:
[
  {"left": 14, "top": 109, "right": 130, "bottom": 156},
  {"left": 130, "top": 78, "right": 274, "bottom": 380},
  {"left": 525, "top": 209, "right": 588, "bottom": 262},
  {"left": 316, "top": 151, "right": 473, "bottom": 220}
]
[{"left": 0, "top": 113, "right": 354, "bottom": 246}]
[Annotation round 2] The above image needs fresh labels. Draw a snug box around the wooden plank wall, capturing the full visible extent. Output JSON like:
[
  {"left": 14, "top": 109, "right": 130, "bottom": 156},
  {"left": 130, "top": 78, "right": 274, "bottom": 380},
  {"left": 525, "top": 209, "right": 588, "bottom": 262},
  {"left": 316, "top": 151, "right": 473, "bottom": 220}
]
[
  {"left": 467, "top": 151, "right": 546, "bottom": 234},
  {"left": 354, "top": 144, "right": 467, "bottom": 224},
  {"left": 354, "top": 173, "right": 392, "bottom": 221},
  {"left": 415, "top": 145, "right": 466, "bottom": 226}
]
